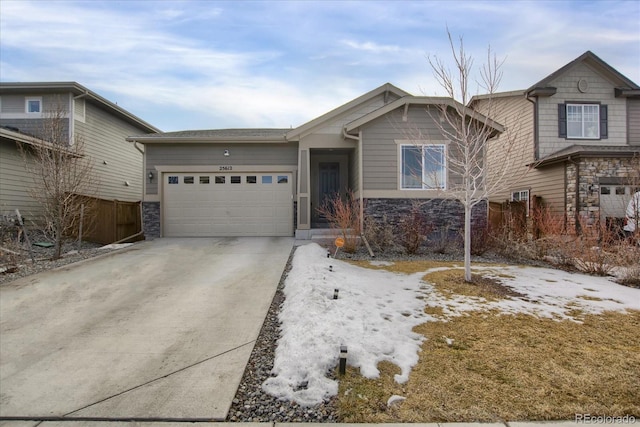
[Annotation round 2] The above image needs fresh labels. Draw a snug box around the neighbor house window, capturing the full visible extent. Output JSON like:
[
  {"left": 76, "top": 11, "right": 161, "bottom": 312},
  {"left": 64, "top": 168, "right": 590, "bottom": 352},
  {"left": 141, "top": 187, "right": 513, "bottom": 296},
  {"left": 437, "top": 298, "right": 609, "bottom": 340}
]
[
  {"left": 512, "top": 189, "right": 530, "bottom": 215},
  {"left": 400, "top": 144, "right": 446, "bottom": 189},
  {"left": 558, "top": 103, "right": 607, "bottom": 139},
  {"left": 25, "top": 97, "right": 41, "bottom": 114}
]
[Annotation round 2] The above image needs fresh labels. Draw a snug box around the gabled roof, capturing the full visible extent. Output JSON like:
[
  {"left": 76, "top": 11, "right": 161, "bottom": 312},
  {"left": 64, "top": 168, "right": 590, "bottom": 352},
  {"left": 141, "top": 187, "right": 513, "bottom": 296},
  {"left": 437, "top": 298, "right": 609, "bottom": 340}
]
[
  {"left": 127, "top": 128, "right": 289, "bottom": 144},
  {"left": 344, "top": 96, "right": 504, "bottom": 135},
  {"left": 286, "top": 83, "right": 410, "bottom": 139},
  {"left": 526, "top": 51, "right": 640, "bottom": 96},
  {"left": 0, "top": 82, "right": 160, "bottom": 133},
  {"left": 468, "top": 90, "right": 526, "bottom": 107},
  {"left": 535, "top": 144, "right": 640, "bottom": 168}
]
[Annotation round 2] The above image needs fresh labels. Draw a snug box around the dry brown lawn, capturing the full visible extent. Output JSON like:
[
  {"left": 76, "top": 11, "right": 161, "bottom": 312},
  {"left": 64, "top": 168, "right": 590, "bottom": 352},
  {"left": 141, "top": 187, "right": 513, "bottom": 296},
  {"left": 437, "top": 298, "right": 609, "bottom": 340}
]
[{"left": 338, "top": 261, "right": 640, "bottom": 423}]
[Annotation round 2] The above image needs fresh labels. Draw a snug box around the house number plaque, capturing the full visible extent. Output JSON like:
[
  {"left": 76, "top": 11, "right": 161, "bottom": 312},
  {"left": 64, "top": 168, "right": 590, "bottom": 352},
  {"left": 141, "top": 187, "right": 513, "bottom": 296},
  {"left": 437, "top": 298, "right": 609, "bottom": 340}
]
[{"left": 219, "top": 166, "right": 233, "bottom": 171}]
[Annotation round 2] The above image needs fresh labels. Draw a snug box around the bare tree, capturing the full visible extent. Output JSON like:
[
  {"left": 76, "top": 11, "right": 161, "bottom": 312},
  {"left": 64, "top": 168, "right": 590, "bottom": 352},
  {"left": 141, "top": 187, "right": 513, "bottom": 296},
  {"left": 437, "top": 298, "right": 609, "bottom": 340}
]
[
  {"left": 18, "top": 100, "right": 97, "bottom": 260},
  {"left": 414, "top": 32, "right": 527, "bottom": 281}
]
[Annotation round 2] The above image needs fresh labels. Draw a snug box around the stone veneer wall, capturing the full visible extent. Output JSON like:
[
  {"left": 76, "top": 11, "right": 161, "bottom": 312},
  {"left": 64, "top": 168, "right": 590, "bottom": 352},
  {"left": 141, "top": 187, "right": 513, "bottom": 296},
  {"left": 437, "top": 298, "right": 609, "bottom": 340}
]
[
  {"left": 364, "top": 198, "right": 487, "bottom": 241},
  {"left": 142, "top": 201, "right": 161, "bottom": 239},
  {"left": 565, "top": 156, "right": 639, "bottom": 231}
]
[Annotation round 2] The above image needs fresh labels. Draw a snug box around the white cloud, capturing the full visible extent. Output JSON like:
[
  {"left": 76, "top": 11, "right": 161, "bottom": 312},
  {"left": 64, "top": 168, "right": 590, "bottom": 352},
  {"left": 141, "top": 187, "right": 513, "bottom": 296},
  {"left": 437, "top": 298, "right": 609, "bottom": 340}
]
[{"left": 1, "top": 0, "right": 638, "bottom": 130}]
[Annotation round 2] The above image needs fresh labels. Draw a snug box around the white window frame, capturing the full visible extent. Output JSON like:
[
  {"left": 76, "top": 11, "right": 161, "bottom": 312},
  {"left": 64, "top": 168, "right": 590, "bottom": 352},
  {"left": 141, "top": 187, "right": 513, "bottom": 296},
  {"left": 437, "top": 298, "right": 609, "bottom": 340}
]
[
  {"left": 511, "top": 189, "right": 530, "bottom": 215},
  {"left": 25, "top": 97, "right": 42, "bottom": 114},
  {"left": 566, "top": 103, "right": 599, "bottom": 139},
  {"left": 399, "top": 143, "right": 447, "bottom": 190}
]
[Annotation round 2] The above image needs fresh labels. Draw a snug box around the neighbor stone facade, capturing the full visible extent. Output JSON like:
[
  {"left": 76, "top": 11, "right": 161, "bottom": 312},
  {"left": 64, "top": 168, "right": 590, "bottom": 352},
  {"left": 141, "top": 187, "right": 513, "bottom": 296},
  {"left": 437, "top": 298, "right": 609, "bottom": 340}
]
[{"left": 565, "top": 157, "right": 640, "bottom": 231}]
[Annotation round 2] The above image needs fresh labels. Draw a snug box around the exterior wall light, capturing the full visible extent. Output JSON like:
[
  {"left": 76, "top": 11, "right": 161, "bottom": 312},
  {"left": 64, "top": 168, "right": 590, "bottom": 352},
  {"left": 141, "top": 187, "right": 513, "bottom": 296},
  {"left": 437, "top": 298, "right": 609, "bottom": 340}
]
[
  {"left": 224, "top": 149, "right": 230, "bottom": 157},
  {"left": 148, "top": 171, "right": 154, "bottom": 182}
]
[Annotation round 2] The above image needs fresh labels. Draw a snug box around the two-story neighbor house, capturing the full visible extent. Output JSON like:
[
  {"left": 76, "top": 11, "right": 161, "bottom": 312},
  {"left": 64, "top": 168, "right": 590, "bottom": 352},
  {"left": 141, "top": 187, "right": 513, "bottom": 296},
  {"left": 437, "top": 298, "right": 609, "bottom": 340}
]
[
  {"left": 127, "top": 83, "right": 501, "bottom": 239},
  {"left": 471, "top": 51, "right": 640, "bottom": 232},
  {"left": 0, "top": 82, "right": 160, "bottom": 226}
]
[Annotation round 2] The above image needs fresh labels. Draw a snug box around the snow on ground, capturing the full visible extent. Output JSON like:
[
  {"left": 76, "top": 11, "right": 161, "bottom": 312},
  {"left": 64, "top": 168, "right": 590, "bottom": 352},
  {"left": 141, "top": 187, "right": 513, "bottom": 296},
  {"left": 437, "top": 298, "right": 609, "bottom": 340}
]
[
  {"left": 263, "top": 243, "right": 640, "bottom": 406},
  {"left": 99, "top": 243, "right": 133, "bottom": 250}
]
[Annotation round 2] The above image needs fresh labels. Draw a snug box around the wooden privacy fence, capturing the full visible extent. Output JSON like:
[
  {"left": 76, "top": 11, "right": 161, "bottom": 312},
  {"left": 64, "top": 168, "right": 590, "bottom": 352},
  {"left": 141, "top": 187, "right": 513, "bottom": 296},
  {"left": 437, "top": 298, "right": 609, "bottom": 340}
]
[
  {"left": 82, "top": 198, "right": 143, "bottom": 245},
  {"left": 489, "top": 201, "right": 527, "bottom": 238}
]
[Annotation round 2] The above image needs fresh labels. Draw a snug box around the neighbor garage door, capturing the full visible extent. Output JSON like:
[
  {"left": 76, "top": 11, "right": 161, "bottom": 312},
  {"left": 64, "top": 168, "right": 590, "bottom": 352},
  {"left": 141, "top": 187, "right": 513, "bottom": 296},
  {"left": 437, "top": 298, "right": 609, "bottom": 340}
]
[{"left": 163, "top": 172, "right": 293, "bottom": 237}]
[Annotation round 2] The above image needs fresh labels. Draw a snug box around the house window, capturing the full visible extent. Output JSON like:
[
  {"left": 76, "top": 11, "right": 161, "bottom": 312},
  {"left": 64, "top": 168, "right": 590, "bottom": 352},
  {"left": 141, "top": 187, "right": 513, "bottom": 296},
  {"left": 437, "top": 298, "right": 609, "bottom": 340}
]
[
  {"left": 184, "top": 176, "right": 194, "bottom": 184},
  {"left": 277, "top": 175, "right": 288, "bottom": 184},
  {"left": 512, "top": 189, "right": 530, "bottom": 215},
  {"left": 262, "top": 176, "right": 273, "bottom": 184},
  {"left": 25, "top": 97, "right": 41, "bottom": 114},
  {"left": 230, "top": 176, "right": 241, "bottom": 184},
  {"left": 199, "top": 176, "right": 210, "bottom": 184},
  {"left": 400, "top": 144, "right": 446, "bottom": 189},
  {"left": 559, "top": 103, "right": 607, "bottom": 139},
  {"left": 168, "top": 176, "right": 178, "bottom": 184}
]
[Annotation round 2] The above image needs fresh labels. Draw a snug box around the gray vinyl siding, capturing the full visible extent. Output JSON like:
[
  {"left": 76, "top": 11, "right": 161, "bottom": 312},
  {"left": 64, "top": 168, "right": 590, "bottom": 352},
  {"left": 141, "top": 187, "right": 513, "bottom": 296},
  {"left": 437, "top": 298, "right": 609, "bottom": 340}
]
[
  {"left": 0, "top": 95, "right": 24, "bottom": 113},
  {"left": 145, "top": 142, "right": 299, "bottom": 195},
  {"left": 0, "top": 118, "right": 70, "bottom": 142},
  {"left": 0, "top": 139, "right": 44, "bottom": 224},
  {"left": 1, "top": 94, "right": 72, "bottom": 142},
  {"left": 474, "top": 94, "right": 535, "bottom": 203},
  {"left": 74, "top": 101, "right": 146, "bottom": 202},
  {"left": 510, "top": 163, "right": 566, "bottom": 215},
  {"left": 315, "top": 92, "right": 402, "bottom": 135},
  {"left": 350, "top": 141, "right": 360, "bottom": 193},
  {"left": 361, "top": 105, "right": 456, "bottom": 191},
  {"left": 628, "top": 98, "right": 640, "bottom": 146},
  {"left": 537, "top": 62, "right": 627, "bottom": 158}
]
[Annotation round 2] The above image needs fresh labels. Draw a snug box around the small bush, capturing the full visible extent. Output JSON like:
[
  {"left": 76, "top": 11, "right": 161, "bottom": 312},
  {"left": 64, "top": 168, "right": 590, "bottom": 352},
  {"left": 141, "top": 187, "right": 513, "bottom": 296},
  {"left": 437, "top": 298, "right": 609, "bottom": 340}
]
[
  {"left": 363, "top": 214, "right": 395, "bottom": 252},
  {"left": 316, "top": 190, "right": 361, "bottom": 253},
  {"left": 398, "top": 205, "right": 432, "bottom": 255}
]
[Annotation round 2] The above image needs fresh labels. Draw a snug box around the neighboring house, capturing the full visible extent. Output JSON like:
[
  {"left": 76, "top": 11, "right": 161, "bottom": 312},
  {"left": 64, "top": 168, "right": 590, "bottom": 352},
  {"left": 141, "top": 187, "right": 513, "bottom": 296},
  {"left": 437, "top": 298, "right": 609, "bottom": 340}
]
[
  {"left": 0, "top": 82, "right": 160, "bottom": 225},
  {"left": 127, "top": 83, "right": 501, "bottom": 239},
  {"left": 471, "top": 51, "right": 640, "bottom": 231}
]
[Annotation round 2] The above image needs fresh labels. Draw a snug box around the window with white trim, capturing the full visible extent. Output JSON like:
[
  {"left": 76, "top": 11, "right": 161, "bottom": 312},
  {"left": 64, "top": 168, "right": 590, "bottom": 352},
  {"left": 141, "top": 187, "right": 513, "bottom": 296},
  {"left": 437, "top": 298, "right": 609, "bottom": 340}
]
[
  {"left": 400, "top": 144, "right": 446, "bottom": 189},
  {"left": 559, "top": 103, "right": 607, "bottom": 139},
  {"left": 25, "top": 97, "right": 42, "bottom": 114},
  {"left": 567, "top": 104, "right": 599, "bottom": 138},
  {"left": 512, "top": 189, "right": 530, "bottom": 215}
]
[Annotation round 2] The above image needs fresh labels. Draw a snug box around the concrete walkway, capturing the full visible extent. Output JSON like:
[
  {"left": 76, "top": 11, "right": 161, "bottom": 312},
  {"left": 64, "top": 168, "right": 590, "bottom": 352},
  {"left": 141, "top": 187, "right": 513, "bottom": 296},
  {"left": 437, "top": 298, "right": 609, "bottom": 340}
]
[{"left": 0, "top": 238, "right": 293, "bottom": 421}]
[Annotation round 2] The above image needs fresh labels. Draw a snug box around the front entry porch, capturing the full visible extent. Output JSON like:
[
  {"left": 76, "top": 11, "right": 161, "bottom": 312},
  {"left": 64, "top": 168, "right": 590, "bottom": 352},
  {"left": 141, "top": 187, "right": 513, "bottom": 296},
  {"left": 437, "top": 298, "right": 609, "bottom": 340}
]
[{"left": 296, "top": 148, "right": 355, "bottom": 238}]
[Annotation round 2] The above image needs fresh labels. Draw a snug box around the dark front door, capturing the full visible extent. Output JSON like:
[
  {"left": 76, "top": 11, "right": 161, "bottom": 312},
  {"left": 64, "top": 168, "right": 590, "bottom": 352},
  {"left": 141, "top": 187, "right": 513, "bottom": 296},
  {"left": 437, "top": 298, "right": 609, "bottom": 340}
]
[{"left": 317, "top": 162, "right": 340, "bottom": 224}]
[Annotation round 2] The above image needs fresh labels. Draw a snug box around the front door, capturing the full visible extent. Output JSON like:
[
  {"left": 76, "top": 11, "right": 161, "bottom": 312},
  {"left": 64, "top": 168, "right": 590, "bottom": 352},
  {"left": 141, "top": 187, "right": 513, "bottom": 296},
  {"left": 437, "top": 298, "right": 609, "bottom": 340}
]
[{"left": 317, "top": 162, "right": 340, "bottom": 224}]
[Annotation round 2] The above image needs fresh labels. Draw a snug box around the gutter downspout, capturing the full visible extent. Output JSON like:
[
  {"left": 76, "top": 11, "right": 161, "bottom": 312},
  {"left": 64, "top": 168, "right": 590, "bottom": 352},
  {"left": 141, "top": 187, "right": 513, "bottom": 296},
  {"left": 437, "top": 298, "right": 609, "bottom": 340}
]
[{"left": 524, "top": 92, "right": 538, "bottom": 161}]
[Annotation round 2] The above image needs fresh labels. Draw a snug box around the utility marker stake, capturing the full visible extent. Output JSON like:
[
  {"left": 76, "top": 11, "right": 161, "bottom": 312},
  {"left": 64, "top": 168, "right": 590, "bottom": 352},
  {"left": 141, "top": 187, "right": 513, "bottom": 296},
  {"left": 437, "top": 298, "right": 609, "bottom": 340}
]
[
  {"left": 339, "top": 345, "right": 348, "bottom": 375},
  {"left": 333, "top": 289, "right": 339, "bottom": 299}
]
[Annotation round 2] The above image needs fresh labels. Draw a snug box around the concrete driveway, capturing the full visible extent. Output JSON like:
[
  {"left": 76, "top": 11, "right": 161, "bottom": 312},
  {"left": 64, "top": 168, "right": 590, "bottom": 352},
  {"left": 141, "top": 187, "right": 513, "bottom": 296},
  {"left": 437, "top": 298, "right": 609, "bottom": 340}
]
[{"left": 0, "top": 237, "right": 293, "bottom": 421}]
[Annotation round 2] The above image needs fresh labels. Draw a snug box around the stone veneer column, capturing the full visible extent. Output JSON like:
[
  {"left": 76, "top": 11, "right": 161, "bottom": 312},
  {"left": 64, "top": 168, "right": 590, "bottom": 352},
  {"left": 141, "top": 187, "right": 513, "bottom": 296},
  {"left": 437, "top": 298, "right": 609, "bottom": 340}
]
[{"left": 142, "top": 201, "right": 161, "bottom": 239}]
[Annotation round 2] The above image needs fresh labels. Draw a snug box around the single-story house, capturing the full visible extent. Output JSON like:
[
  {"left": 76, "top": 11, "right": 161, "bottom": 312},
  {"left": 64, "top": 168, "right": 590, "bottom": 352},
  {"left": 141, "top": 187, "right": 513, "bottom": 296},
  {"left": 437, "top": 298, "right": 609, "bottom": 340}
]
[{"left": 127, "top": 83, "right": 502, "bottom": 239}]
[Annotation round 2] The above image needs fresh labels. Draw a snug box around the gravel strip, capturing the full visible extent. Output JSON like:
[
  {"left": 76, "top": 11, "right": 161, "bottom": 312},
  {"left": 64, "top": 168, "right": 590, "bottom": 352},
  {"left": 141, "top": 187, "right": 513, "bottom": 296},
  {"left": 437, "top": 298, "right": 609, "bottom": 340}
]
[
  {"left": 0, "top": 239, "right": 123, "bottom": 286},
  {"left": 227, "top": 247, "right": 339, "bottom": 422}
]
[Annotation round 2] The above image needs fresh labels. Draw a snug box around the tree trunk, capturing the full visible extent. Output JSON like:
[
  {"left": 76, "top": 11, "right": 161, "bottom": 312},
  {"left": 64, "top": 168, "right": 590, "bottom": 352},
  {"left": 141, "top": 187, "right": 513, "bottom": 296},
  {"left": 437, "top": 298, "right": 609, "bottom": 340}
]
[{"left": 464, "top": 202, "right": 472, "bottom": 282}]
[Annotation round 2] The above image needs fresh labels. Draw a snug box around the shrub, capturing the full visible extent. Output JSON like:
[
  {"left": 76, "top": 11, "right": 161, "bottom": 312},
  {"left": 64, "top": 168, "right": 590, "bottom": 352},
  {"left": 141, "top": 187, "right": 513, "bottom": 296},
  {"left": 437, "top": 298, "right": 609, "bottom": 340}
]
[
  {"left": 398, "top": 204, "right": 432, "bottom": 255},
  {"left": 316, "top": 190, "right": 361, "bottom": 253},
  {"left": 363, "top": 214, "right": 395, "bottom": 252}
]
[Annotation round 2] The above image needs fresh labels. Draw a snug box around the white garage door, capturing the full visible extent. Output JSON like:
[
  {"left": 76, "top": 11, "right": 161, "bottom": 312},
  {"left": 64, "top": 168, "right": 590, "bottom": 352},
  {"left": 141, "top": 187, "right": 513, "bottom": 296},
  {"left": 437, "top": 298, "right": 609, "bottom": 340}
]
[{"left": 163, "top": 172, "right": 293, "bottom": 237}]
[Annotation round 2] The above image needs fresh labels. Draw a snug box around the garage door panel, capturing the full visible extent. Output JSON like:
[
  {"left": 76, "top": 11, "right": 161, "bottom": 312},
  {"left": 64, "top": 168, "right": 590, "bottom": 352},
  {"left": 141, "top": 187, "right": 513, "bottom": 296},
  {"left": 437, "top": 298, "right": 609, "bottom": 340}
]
[{"left": 163, "top": 172, "right": 293, "bottom": 237}]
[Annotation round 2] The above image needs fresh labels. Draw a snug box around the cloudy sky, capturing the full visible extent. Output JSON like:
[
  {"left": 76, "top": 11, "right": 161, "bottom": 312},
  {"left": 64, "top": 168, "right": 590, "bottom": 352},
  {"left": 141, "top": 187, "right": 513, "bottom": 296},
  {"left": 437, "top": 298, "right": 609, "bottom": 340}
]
[{"left": 1, "top": 0, "right": 638, "bottom": 132}]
